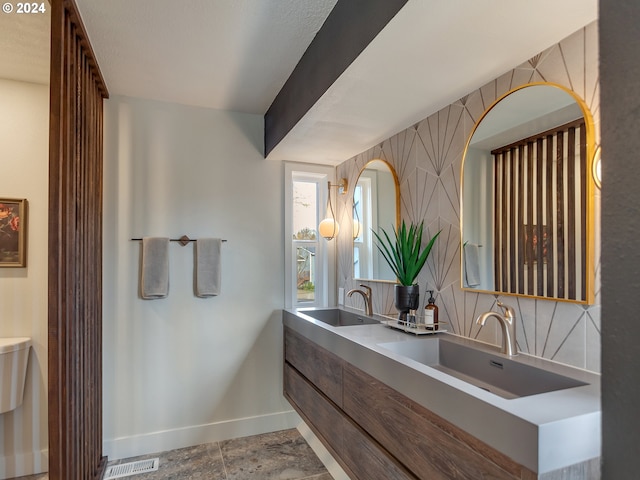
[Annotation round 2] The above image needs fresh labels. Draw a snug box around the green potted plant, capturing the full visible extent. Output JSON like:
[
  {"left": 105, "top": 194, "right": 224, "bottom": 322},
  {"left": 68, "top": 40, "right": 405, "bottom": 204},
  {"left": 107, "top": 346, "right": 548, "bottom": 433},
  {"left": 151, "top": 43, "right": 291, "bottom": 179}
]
[{"left": 373, "top": 220, "right": 440, "bottom": 321}]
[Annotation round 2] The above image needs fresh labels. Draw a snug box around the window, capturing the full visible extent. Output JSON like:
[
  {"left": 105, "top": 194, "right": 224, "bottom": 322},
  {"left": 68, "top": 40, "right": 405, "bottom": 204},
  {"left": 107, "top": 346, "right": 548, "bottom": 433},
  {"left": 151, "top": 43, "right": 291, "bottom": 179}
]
[
  {"left": 293, "top": 179, "right": 319, "bottom": 304},
  {"left": 285, "top": 163, "right": 336, "bottom": 308}
]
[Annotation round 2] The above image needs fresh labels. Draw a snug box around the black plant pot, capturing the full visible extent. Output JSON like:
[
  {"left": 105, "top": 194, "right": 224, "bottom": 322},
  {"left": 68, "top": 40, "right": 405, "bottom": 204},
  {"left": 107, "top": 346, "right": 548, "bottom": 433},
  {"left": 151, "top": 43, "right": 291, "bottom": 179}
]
[{"left": 394, "top": 284, "right": 420, "bottom": 322}]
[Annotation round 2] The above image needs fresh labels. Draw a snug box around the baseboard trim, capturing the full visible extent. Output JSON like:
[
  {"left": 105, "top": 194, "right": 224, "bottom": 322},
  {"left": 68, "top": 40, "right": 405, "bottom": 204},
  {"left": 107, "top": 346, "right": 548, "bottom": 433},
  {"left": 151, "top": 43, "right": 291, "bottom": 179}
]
[
  {"left": 0, "top": 449, "right": 48, "bottom": 480},
  {"left": 103, "top": 410, "right": 300, "bottom": 461}
]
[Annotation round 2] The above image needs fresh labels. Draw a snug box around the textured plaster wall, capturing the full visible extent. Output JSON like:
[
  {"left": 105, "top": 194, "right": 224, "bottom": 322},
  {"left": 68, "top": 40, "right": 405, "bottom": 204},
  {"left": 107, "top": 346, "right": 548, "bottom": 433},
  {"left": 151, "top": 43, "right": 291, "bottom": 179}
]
[{"left": 337, "top": 22, "right": 601, "bottom": 372}]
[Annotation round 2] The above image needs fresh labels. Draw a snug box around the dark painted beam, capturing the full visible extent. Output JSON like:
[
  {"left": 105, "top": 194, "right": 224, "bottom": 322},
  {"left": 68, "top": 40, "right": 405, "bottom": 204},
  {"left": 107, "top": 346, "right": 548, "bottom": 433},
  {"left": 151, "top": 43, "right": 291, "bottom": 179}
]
[{"left": 264, "top": 0, "right": 409, "bottom": 157}]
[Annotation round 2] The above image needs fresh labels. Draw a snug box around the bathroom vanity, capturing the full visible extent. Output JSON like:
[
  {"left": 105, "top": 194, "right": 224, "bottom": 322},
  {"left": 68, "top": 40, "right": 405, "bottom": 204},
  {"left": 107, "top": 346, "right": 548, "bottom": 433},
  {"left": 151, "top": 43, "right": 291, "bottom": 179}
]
[{"left": 283, "top": 307, "right": 600, "bottom": 480}]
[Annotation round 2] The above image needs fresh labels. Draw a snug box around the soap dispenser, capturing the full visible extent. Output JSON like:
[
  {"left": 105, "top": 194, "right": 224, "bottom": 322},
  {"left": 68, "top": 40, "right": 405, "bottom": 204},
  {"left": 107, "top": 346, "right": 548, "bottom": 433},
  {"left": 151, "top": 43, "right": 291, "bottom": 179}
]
[{"left": 425, "top": 290, "right": 439, "bottom": 331}]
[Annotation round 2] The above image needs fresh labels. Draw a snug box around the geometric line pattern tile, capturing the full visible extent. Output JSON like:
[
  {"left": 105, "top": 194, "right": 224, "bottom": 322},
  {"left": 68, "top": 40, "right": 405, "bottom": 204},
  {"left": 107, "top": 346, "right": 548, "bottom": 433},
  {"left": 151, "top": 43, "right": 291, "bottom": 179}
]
[{"left": 337, "top": 21, "right": 600, "bottom": 372}]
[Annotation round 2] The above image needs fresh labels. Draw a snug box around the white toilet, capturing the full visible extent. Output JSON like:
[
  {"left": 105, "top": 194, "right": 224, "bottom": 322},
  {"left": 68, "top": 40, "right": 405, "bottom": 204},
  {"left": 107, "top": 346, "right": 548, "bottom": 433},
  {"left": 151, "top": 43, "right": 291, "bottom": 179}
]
[{"left": 0, "top": 337, "right": 31, "bottom": 414}]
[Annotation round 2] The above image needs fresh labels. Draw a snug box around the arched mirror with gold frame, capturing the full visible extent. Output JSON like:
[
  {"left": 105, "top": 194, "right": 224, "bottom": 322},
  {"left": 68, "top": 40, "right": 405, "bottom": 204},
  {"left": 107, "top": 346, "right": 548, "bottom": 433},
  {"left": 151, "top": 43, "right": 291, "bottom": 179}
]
[
  {"left": 461, "top": 83, "right": 596, "bottom": 304},
  {"left": 353, "top": 159, "right": 400, "bottom": 282}
]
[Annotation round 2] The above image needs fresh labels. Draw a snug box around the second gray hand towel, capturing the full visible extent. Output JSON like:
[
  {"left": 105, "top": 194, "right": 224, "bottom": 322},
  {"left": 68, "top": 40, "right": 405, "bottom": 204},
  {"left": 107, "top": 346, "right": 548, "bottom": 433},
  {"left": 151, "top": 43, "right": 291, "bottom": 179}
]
[
  {"left": 141, "top": 237, "right": 170, "bottom": 299},
  {"left": 196, "top": 238, "right": 221, "bottom": 297}
]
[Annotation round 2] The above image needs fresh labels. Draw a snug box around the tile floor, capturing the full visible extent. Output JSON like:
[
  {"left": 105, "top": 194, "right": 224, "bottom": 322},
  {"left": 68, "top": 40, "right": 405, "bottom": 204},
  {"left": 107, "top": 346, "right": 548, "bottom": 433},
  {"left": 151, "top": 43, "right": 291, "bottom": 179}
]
[{"left": 13, "top": 429, "right": 333, "bottom": 480}]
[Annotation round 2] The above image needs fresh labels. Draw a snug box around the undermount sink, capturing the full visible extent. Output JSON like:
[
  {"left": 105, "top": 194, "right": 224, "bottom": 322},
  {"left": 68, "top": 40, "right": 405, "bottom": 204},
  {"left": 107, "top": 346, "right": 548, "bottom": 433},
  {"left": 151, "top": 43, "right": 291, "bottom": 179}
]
[
  {"left": 378, "top": 338, "right": 587, "bottom": 399},
  {"left": 297, "top": 308, "right": 380, "bottom": 327}
]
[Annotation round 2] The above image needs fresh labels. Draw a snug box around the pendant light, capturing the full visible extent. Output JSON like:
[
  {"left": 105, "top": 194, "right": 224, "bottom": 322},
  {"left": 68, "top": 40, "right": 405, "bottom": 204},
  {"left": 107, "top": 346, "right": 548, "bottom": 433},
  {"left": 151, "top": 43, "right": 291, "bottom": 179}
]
[
  {"left": 593, "top": 145, "right": 602, "bottom": 189},
  {"left": 319, "top": 179, "right": 347, "bottom": 240}
]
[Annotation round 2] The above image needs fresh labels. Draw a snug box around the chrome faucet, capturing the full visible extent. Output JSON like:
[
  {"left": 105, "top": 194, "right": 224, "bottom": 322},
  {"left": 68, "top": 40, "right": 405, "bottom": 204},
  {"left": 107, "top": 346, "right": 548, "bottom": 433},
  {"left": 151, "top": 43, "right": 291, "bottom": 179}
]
[
  {"left": 476, "top": 301, "right": 518, "bottom": 356},
  {"left": 347, "top": 284, "right": 373, "bottom": 316}
]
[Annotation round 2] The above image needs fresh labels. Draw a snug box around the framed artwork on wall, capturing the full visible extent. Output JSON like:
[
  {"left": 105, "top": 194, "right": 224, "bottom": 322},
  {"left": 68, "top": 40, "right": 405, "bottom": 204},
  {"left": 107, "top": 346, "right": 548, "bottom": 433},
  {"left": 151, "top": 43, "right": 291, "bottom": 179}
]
[
  {"left": 0, "top": 198, "right": 27, "bottom": 267},
  {"left": 523, "top": 224, "right": 549, "bottom": 266}
]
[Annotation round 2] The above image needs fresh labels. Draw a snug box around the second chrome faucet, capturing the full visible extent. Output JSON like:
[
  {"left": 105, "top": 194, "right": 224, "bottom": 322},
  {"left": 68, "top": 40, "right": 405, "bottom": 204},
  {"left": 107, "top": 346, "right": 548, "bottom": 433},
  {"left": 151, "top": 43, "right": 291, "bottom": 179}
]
[{"left": 476, "top": 301, "right": 518, "bottom": 356}]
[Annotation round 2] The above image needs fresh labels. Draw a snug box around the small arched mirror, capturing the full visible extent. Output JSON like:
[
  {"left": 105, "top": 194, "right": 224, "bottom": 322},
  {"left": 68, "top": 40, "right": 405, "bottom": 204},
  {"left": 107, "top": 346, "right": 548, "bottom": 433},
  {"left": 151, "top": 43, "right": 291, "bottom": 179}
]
[
  {"left": 461, "top": 83, "right": 595, "bottom": 303},
  {"left": 353, "top": 160, "right": 399, "bottom": 281}
]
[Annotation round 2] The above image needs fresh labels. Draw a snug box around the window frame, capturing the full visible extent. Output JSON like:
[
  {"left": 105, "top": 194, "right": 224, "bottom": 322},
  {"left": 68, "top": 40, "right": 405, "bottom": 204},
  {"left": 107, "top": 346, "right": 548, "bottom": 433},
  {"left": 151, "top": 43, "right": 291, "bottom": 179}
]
[{"left": 284, "top": 162, "right": 337, "bottom": 309}]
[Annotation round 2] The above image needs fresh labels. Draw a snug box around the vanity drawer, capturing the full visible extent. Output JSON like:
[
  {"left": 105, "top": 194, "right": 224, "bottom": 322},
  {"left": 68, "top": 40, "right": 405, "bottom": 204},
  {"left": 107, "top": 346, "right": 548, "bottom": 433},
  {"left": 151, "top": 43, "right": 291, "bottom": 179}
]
[
  {"left": 284, "top": 363, "right": 344, "bottom": 455},
  {"left": 284, "top": 363, "right": 414, "bottom": 480},
  {"left": 341, "top": 412, "right": 417, "bottom": 480},
  {"left": 284, "top": 327, "right": 343, "bottom": 407},
  {"left": 342, "top": 364, "right": 534, "bottom": 480}
]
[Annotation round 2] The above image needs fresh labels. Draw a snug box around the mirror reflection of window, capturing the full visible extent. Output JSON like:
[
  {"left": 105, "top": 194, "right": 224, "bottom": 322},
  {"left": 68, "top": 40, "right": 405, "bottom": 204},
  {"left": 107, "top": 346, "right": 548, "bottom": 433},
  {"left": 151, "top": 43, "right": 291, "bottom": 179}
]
[
  {"left": 353, "top": 185, "right": 363, "bottom": 278},
  {"left": 353, "top": 160, "right": 399, "bottom": 282},
  {"left": 354, "top": 179, "right": 374, "bottom": 278}
]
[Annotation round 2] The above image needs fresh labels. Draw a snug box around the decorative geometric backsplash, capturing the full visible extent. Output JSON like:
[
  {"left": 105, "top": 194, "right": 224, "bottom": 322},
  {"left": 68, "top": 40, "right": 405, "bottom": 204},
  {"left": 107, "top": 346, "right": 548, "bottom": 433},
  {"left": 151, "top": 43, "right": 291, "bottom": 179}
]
[{"left": 336, "top": 22, "right": 601, "bottom": 372}]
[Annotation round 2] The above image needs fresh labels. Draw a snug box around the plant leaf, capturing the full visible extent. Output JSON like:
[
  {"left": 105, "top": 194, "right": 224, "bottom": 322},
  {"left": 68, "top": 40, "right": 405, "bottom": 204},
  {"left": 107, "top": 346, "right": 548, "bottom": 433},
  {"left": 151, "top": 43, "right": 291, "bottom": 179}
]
[{"left": 372, "top": 220, "right": 441, "bottom": 286}]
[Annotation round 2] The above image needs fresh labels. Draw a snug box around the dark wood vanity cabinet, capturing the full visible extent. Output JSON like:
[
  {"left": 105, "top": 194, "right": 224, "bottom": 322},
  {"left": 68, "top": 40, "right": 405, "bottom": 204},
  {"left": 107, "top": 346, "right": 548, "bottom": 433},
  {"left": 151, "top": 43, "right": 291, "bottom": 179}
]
[
  {"left": 284, "top": 328, "right": 414, "bottom": 480},
  {"left": 283, "top": 326, "right": 537, "bottom": 480}
]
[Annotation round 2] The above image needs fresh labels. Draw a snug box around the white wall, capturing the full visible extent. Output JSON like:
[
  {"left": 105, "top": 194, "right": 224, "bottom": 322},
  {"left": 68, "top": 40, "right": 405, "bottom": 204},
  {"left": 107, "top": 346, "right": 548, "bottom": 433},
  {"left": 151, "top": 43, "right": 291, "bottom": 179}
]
[
  {"left": 102, "top": 96, "right": 296, "bottom": 460},
  {"left": 0, "top": 79, "right": 49, "bottom": 478}
]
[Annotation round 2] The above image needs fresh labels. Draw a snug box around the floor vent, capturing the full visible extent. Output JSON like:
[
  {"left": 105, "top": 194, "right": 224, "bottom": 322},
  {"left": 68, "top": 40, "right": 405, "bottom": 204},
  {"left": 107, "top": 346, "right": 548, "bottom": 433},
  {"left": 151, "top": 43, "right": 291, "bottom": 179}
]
[{"left": 103, "top": 458, "right": 159, "bottom": 479}]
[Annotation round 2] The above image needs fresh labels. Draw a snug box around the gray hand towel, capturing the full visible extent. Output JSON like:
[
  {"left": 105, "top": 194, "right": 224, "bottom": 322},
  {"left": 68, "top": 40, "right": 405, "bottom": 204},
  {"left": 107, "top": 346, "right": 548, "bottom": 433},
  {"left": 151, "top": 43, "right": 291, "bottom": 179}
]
[
  {"left": 141, "top": 237, "right": 170, "bottom": 299},
  {"left": 464, "top": 243, "right": 481, "bottom": 287},
  {"left": 196, "top": 238, "right": 221, "bottom": 297}
]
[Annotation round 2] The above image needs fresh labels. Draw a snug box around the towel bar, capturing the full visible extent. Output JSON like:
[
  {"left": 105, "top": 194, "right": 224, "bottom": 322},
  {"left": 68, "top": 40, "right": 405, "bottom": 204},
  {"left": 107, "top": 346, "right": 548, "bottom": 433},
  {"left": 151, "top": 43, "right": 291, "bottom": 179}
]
[{"left": 131, "top": 235, "right": 227, "bottom": 246}]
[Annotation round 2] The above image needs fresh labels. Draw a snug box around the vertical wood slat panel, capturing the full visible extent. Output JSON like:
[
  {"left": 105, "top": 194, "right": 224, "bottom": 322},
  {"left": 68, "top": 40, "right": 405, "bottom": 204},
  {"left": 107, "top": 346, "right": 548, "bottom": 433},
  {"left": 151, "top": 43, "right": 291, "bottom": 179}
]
[
  {"left": 83, "top": 55, "right": 89, "bottom": 476},
  {"left": 83, "top": 57, "right": 91, "bottom": 480},
  {"left": 500, "top": 154, "right": 508, "bottom": 291},
  {"left": 508, "top": 147, "right": 517, "bottom": 293},
  {"left": 65, "top": 11, "right": 76, "bottom": 477},
  {"left": 526, "top": 141, "right": 534, "bottom": 295},
  {"left": 49, "top": 0, "right": 109, "bottom": 479},
  {"left": 492, "top": 120, "right": 585, "bottom": 301},
  {"left": 545, "top": 135, "right": 555, "bottom": 297},
  {"left": 48, "top": 1, "right": 63, "bottom": 473},
  {"left": 494, "top": 155, "right": 500, "bottom": 291},
  {"left": 78, "top": 45, "right": 86, "bottom": 479},
  {"left": 535, "top": 138, "right": 544, "bottom": 296},
  {"left": 567, "top": 126, "right": 577, "bottom": 299},
  {"left": 73, "top": 23, "right": 81, "bottom": 478},
  {"left": 517, "top": 145, "right": 525, "bottom": 294},
  {"left": 556, "top": 130, "right": 565, "bottom": 298}
]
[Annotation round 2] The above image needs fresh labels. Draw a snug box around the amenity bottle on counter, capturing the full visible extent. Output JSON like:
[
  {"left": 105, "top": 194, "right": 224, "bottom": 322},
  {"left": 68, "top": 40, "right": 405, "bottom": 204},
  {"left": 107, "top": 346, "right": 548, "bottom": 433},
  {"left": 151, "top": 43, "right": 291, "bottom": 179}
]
[{"left": 425, "top": 291, "right": 439, "bottom": 331}]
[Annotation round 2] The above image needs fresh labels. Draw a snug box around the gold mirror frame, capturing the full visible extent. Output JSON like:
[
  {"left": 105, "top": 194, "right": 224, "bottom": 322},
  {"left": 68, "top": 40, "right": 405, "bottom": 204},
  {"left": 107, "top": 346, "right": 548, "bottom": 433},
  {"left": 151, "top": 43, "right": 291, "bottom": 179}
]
[
  {"left": 352, "top": 159, "right": 400, "bottom": 282},
  {"left": 460, "top": 82, "right": 596, "bottom": 304}
]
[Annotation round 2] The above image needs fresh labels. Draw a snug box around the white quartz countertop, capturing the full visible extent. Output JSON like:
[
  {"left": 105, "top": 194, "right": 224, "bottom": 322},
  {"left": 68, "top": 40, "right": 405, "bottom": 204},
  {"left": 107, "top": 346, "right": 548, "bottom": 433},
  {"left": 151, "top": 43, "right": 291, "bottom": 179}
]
[{"left": 283, "top": 306, "right": 601, "bottom": 475}]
